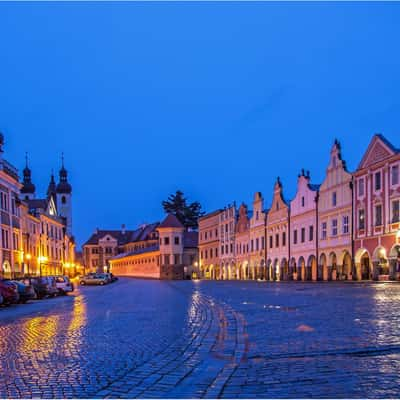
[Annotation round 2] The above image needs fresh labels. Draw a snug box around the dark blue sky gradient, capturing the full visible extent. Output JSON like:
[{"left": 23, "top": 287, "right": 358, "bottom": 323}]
[{"left": 1, "top": 2, "right": 400, "bottom": 247}]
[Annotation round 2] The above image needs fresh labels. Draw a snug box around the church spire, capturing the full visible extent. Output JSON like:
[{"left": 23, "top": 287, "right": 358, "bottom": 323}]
[
  {"left": 47, "top": 170, "right": 57, "bottom": 199},
  {"left": 21, "top": 152, "right": 36, "bottom": 196},
  {"left": 56, "top": 153, "right": 72, "bottom": 194}
]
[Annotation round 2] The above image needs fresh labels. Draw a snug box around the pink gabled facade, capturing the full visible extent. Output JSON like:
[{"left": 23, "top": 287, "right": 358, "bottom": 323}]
[
  {"left": 290, "top": 170, "right": 319, "bottom": 281},
  {"left": 197, "top": 133, "right": 400, "bottom": 282},
  {"left": 318, "top": 140, "right": 353, "bottom": 281},
  {"left": 354, "top": 134, "right": 400, "bottom": 280},
  {"left": 235, "top": 203, "right": 250, "bottom": 279},
  {"left": 266, "top": 178, "right": 290, "bottom": 281},
  {"left": 248, "top": 192, "right": 267, "bottom": 280}
]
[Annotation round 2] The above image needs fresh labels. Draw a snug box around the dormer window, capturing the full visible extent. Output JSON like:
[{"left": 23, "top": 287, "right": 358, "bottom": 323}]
[
  {"left": 332, "top": 192, "right": 337, "bottom": 207},
  {"left": 301, "top": 196, "right": 305, "bottom": 207}
]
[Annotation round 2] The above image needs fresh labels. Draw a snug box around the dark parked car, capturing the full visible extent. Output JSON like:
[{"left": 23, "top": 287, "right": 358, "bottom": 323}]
[
  {"left": 23, "top": 276, "right": 58, "bottom": 299},
  {"left": 11, "top": 280, "right": 37, "bottom": 303},
  {"left": 0, "top": 280, "right": 19, "bottom": 305}
]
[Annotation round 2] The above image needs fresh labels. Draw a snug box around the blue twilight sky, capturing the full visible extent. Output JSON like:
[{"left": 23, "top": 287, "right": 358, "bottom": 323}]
[{"left": 1, "top": 2, "right": 400, "bottom": 248}]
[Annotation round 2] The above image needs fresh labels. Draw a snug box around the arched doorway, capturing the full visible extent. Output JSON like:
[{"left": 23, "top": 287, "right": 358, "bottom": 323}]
[
  {"left": 281, "top": 258, "right": 288, "bottom": 281},
  {"left": 355, "top": 249, "right": 371, "bottom": 280},
  {"left": 389, "top": 245, "right": 400, "bottom": 280},
  {"left": 259, "top": 260, "right": 266, "bottom": 280},
  {"left": 342, "top": 252, "right": 352, "bottom": 280},
  {"left": 2, "top": 260, "right": 11, "bottom": 279},
  {"left": 298, "top": 257, "right": 305, "bottom": 281},
  {"left": 329, "top": 252, "right": 337, "bottom": 281},
  {"left": 289, "top": 257, "right": 297, "bottom": 281},
  {"left": 319, "top": 253, "right": 327, "bottom": 281},
  {"left": 267, "top": 259, "right": 272, "bottom": 281},
  {"left": 307, "top": 255, "right": 316, "bottom": 281},
  {"left": 373, "top": 246, "right": 388, "bottom": 280},
  {"left": 272, "top": 259, "right": 279, "bottom": 281}
]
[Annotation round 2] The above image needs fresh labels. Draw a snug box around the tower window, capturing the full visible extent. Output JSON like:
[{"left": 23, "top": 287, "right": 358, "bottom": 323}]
[{"left": 61, "top": 196, "right": 66, "bottom": 204}]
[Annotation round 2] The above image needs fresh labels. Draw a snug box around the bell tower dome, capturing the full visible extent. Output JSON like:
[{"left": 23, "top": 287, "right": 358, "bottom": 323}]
[
  {"left": 56, "top": 153, "right": 73, "bottom": 236},
  {"left": 21, "top": 153, "right": 36, "bottom": 200}
]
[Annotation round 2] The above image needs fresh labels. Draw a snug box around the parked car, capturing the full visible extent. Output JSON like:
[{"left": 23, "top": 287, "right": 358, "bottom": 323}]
[
  {"left": 80, "top": 274, "right": 109, "bottom": 286},
  {"left": 109, "top": 273, "right": 118, "bottom": 282},
  {"left": 22, "top": 276, "right": 59, "bottom": 299},
  {"left": 55, "top": 276, "right": 74, "bottom": 295},
  {"left": 0, "top": 279, "right": 20, "bottom": 304},
  {"left": 8, "top": 280, "right": 36, "bottom": 303}
]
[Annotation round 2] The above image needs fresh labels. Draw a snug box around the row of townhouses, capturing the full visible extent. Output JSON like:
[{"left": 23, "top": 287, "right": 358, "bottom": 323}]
[
  {"left": 197, "top": 134, "right": 400, "bottom": 282},
  {"left": 0, "top": 133, "right": 75, "bottom": 279},
  {"left": 83, "top": 214, "right": 198, "bottom": 279}
]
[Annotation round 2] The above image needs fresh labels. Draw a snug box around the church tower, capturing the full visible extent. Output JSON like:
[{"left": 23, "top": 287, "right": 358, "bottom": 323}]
[
  {"left": 56, "top": 154, "right": 72, "bottom": 236},
  {"left": 21, "top": 153, "right": 36, "bottom": 200}
]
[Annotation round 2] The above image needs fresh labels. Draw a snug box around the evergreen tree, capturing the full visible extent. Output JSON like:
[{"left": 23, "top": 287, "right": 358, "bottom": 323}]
[{"left": 162, "top": 190, "right": 204, "bottom": 229}]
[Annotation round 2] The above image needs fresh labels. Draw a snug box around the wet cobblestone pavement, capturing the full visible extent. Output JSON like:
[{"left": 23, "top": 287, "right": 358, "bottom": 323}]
[{"left": 1, "top": 278, "right": 400, "bottom": 398}]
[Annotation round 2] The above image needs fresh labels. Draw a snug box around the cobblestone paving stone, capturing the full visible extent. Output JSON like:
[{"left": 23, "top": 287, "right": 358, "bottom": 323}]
[{"left": 1, "top": 278, "right": 400, "bottom": 398}]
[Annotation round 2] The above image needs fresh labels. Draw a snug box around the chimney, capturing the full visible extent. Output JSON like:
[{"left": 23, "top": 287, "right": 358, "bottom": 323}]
[{"left": 121, "top": 224, "right": 126, "bottom": 235}]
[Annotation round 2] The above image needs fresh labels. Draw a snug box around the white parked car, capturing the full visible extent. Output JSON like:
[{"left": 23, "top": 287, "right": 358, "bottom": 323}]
[{"left": 55, "top": 276, "right": 74, "bottom": 295}]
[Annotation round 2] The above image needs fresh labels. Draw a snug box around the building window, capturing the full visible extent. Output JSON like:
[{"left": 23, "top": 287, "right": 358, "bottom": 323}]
[
  {"left": 301, "top": 196, "right": 305, "bottom": 207},
  {"left": 343, "top": 216, "right": 349, "bottom": 234},
  {"left": 225, "top": 244, "right": 228, "bottom": 254},
  {"left": 251, "top": 239, "right": 254, "bottom": 252},
  {"left": 174, "top": 236, "right": 179, "bottom": 245},
  {"left": 392, "top": 200, "right": 400, "bottom": 223},
  {"left": 61, "top": 196, "right": 66, "bottom": 204},
  {"left": 275, "top": 234, "right": 279, "bottom": 248},
  {"left": 375, "top": 171, "right": 381, "bottom": 191},
  {"left": 205, "top": 250, "right": 208, "bottom": 259},
  {"left": 221, "top": 245, "right": 224, "bottom": 255},
  {"left": 359, "top": 209, "right": 365, "bottom": 230},
  {"left": 321, "top": 222, "right": 327, "bottom": 240},
  {"left": 205, "top": 232, "right": 207, "bottom": 240},
  {"left": 261, "top": 236, "right": 265, "bottom": 250},
  {"left": 164, "top": 237, "right": 170, "bottom": 245},
  {"left": 215, "top": 248, "right": 218, "bottom": 257},
  {"left": 309, "top": 226, "right": 314, "bottom": 241},
  {"left": 256, "top": 238, "right": 259, "bottom": 251},
  {"left": 375, "top": 204, "right": 382, "bottom": 226},
  {"left": 293, "top": 230, "right": 298, "bottom": 245},
  {"left": 174, "top": 254, "right": 180, "bottom": 265},
  {"left": 392, "top": 165, "right": 399, "bottom": 186},
  {"left": 301, "top": 228, "right": 305, "bottom": 243},
  {"left": 269, "top": 236, "right": 273, "bottom": 249},
  {"left": 359, "top": 178, "right": 364, "bottom": 197},
  {"left": 332, "top": 192, "right": 337, "bottom": 207},
  {"left": 331, "top": 219, "right": 338, "bottom": 236},
  {"left": 210, "top": 248, "right": 213, "bottom": 258},
  {"left": 215, "top": 229, "right": 218, "bottom": 237},
  {"left": 164, "top": 254, "right": 170, "bottom": 265},
  {"left": 282, "top": 232, "right": 286, "bottom": 247}
]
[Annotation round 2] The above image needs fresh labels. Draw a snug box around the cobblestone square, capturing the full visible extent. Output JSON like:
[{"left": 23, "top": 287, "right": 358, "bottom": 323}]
[{"left": 1, "top": 278, "right": 400, "bottom": 398}]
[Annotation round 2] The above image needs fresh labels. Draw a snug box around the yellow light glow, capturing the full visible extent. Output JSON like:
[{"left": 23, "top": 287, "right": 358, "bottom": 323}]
[
  {"left": 26, "top": 253, "right": 32, "bottom": 260},
  {"left": 397, "top": 230, "right": 400, "bottom": 240}
]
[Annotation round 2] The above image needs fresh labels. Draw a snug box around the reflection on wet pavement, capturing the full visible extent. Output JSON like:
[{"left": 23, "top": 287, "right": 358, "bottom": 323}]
[{"left": 1, "top": 279, "right": 400, "bottom": 398}]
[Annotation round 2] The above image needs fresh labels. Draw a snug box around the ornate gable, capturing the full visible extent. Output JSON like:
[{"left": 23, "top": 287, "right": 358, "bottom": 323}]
[{"left": 358, "top": 134, "right": 398, "bottom": 170}]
